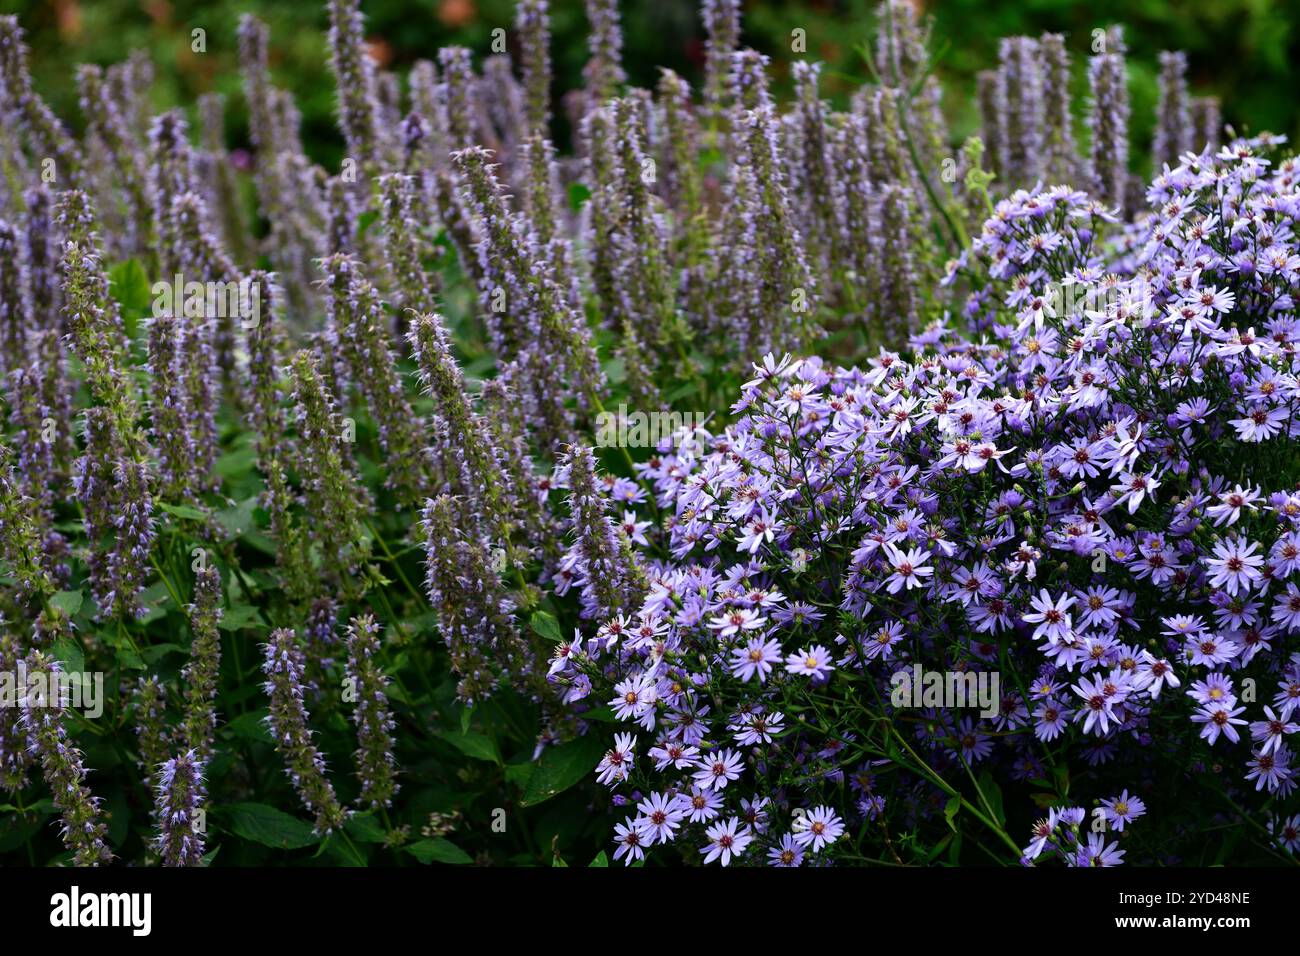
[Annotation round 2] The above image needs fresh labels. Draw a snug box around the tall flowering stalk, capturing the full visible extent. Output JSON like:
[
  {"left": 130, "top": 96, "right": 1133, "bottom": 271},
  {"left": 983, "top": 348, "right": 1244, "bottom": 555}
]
[
  {"left": 377, "top": 173, "right": 439, "bottom": 318},
  {"left": 321, "top": 253, "right": 430, "bottom": 508},
  {"left": 438, "top": 47, "right": 478, "bottom": 151},
  {"left": 0, "top": 218, "right": 32, "bottom": 375},
  {"left": 561, "top": 445, "right": 646, "bottom": 622},
  {"left": 23, "top": 185, "right": 61, "bottom": 329},
  {"left": 996, "top": 36, "right": 1043, "bottom": 190},
  {"left": 262, "top": 628, "right": 347, "bottom": 833},
  {"left": 1039, "top": 33, "right": 1078, "bottom": 184},
  {"left": 422, "top": 494, "right": 526, "bottom": 703},
  {"left": 146, "top": 311, "right": 196, "bottom": 503},
  {"left": 154, "top": 751, "right": 206, "bottom": 866},
  {"left": 0, "top": 16, "right": 84, "bottom": 187},
  {"left": 344, "top": 615, "right": 398, "bottom": 809},
  {"left": 0, "top": 443, "right": 53, "bottom": 602},
  {"left": 288, "top": 349, "right": 373, "bottom": 589},
  {"left": 515, "top": 0, "right": 552, "bottom": 137},
  {"left": 702, "top": 0, "right": 741, "bottom": 120},
  {"left": 327, "top": 0, "right": 383, "bottom": 172},
  {"left": 1192, "top": 96, "right": 1222, "bottom": 153},
  {"left": 583, "top": 0, "right": 626, "bottom": 104},
  {"left": 1154, "top": 50, "right": 1192, "bottom": 170},
  {"left": 1087, "top": 28, "right": 1130, "bottom": 212},
  {"left": 181, "top": 565, "right": 223, "bottom": 761},
  {"left": 454, "top": 146, "right": 604, "bottom": 450},
  {"left": 21, "top": 652, "right": 112, "bottom": 865},
  {"left": 76, "top": 64, "right": 150, "bottom": 255},
  {"left": 408, "top": 313, "right": 515, "bottom": 549},
  {"left": 0, "top": 633, "right": 33, "bottom": 794}
]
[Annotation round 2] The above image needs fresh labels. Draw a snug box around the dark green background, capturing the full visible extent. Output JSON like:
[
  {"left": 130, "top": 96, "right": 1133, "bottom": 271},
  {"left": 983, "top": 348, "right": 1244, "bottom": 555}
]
[{"left": 9, "top": 0, "right": 1300, "bottom": 174}]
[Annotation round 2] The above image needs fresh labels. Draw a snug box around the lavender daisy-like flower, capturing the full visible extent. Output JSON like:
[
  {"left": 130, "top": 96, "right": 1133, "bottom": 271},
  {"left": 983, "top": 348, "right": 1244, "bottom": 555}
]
[
  {"left": 792, "top": 805, "right": 845, "bottom": 852},
  {"left": 701, "top": 817, "right": 752, "bottom": 866}
]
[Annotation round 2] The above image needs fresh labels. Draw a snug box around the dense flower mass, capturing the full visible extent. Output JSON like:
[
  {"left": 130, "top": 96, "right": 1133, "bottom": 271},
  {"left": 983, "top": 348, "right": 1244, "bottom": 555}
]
[{"left": 0, "top": 0, "right": 1296, "bottom": 869}]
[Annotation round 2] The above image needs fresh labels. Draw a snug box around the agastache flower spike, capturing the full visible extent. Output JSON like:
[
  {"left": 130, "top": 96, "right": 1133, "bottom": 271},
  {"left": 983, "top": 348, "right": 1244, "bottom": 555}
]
[
  {"left": 262, "top": 628, "right": 348, "bottom": 833},
  {"left": 702, "top": 0, "right": 741, "bottom": 118},
  {"left": 344, "top": 615, "right": 399, "bottom": 809},
  {"left": 438, "top": 46, "right": 478, "bottom": 151},
  {"left": 0, "top": 16, "right": 84, "bottom": 187},
  {"left": 146, "top": 311, "right": 197, "bottom": 502},
  {"left": 377, "top": 173, "right": 440, "bottom": 318},
  {"left": 0, "top": 633, "right": 33, "bottom": 794},
  {"left": 583, "top": 0, "right": 626, "bottom": 104},
  {"left": 181, "top": 565, "right": 223, "bottom": 761},
  {"left": 1087, "top": 29, "right": 1130, "bottom": 212},
  {"left": 515, "top": 0, "right": 552, "bottom": 137},
  {"left": 23, "top": 185, "right": 61, "bottom": 329},
  {"left": 154, "top": 750, "right": 206, "bottom": 866},
  {"left": 996, "top": 36, "right": 1043, "bottom": 190},
  {"left": 288, "top": 349, "right": 373, "bottom": 589},
  {"left": 1191, "top": 97, "right": 1222, "bottom": 154},
  {"left": 320, "top": 253, "right": 430, "bottom": 508},
  {"left": 422, "top": 494, "right": 527, "bottom": 703},
  {"left": 0, "top": 443, "right": 54, "bottom": 601},
  {"left": 1039, "top": 34, "right": 1078, "bottom": 184},
  {"left": 408, "top": 313, "right": 514, "bottom": 548},
  {"left": 0, "top": 220, "right": 34, "bottom": 385},
  {"left": 75, "top": 64, "right": 150, "bottom": 255},
  {"left": 976, "top": 69, "right": 1006, "bottom": 182},
  {"left": 21, "top": 652, "right": 112, "bottom": 865},
  {"left": 1153, "top": 51, "right": 1192, "bottom": 170},
  {"left": 326, "top": 0, "right": 383, "bottom": 172},
  {"left": 563, "top": 445, "right": 647, "bottom": 622}
]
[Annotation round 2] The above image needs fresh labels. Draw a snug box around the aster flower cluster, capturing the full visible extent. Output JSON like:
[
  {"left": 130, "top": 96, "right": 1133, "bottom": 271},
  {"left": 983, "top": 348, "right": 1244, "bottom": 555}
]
[{"left": 548, "top": 140, "right": 1300, "bottom": 864}]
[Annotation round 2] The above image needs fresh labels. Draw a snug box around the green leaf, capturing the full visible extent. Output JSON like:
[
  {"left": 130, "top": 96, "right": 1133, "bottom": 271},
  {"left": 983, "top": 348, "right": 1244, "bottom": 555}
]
[
  {"left": 50, "top": 590, "right": 83, "bottom": 617},
  {"left": 406, "top": 838, "right": 472, "bottom": 865},
  {"left": 529, "top": 610, "right": 563, "bottom": 644},
  {"left": 345, "top": 813, "right": 388, "bottom": 844},
  {"left": 437, "top": 729, "right": 501, "bottom": 765},
  {"left": 108, "top": 259, "right": 152, "bottom": 339},
  {"left": 944, "top": 795, "right": 962, "bottom": 831},
  {"left": 159, "top": 502, "right": 208, "bottom": 521},
  {"left": 220, "top": 802, "right": 318, "bottom": 850},
  {"left": 519, "top": 734, "right": 608, "bottom": 807},
  {"left": 217, "top": 604, "right": 268, "bottom": 632},
  {"left": 567, "top": 182, "right": 591, "bottom": 211},
  {"left": 214, "top": 496, "right": 259, "bottom": 538},
  {"left": 589, "top": 850, "right": 609, "bottom": 867},
  {"left": 224, "top": 708, "right": 273, "bottom": 744},
  {"left": 50, "top": 634, "right": 84, "bottom": 676},
  {"left": 976, "top": 772, "right": 1006, "bottom": 827}
]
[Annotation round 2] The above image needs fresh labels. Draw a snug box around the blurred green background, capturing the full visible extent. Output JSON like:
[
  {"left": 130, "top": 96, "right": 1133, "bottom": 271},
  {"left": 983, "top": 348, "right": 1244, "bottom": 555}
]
[{"left": 8, "top": 0, "right": 1300, "bottom": 173}]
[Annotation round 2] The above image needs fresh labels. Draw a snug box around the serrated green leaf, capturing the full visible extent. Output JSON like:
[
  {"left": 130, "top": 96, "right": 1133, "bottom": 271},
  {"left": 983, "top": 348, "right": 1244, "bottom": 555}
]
[
  {"left": 159, "top": 502, "right": 208, "bottom": 521},
  {"left": 519, "top": 734, "right": 608, "bottom": 807},
  {"left": 220, "top": 802, "right": 318, "bottom": 850},
  {"left": 406, "top": 838, "right": 471, "bottom": 865},
  {"left": 217, "top": 604, "right": 267, "bottom": 632},
  {"left": 529, "top": 610, "right": 563, "bottom": 644},
  {"left": 50, "top": 590, "right": 83, "bottom": 617},
  {"left": 944, "top": 795, "right": 961, "bottom": 830},
  {"left": 438, "top": 729, "right": 500, "bottom": 765}
]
